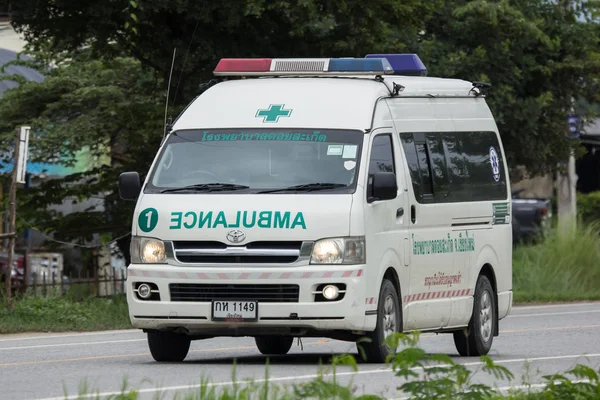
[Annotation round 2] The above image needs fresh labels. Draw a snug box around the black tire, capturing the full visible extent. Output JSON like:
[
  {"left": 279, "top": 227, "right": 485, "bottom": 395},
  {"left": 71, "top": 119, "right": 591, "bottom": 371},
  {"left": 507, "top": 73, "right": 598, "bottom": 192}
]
[
  {"left": 357, "top": 279, "right": 401, "bottom": 363},
  {"left": 453, "top": 274, "right": 496, "bottom": 356},
  {"left": 147, "top": 330, "right": 191, "bottom": 362},
  {"left": 255, "top": 336, "right": 294, "bottom": 355}
]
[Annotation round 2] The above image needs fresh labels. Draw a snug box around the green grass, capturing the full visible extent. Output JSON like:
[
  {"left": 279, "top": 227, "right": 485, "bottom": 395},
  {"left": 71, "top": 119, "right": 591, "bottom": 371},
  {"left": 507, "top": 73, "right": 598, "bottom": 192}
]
[
  {"left": 513, "top": 223, "right": 600, "bottom": 303},
  {"left": 0, "top": 293, "right": 131, "bottom": 334}
]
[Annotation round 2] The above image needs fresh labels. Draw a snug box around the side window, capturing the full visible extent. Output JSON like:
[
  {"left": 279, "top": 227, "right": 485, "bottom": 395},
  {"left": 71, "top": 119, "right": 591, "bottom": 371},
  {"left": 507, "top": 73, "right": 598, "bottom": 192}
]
[
  {"left": 399, "top": 133, "right": 421, "bottom": 198},
  {"left": 414, "top": 143, "right": 434, "bottom": 201},
  {"left": 400, "top": 133, "right": 434, "bottom": 203},
  {"left": 368, "top": 134, "right": 395, "bottom": 174},
  {"left": 400, "top": 131, "right": 507, "bottom": 203},
  {"left": 442, "top": 132, "right": 470, "bottom": 202},
  {"left": 461, "top": 131, "right": 507, "bottom": 201},
  {"left": 425, "top": 134, "right": 450, "bottom": 202},
  {"left": 367, "top": 134, "right": 395, "bottom": 195}
]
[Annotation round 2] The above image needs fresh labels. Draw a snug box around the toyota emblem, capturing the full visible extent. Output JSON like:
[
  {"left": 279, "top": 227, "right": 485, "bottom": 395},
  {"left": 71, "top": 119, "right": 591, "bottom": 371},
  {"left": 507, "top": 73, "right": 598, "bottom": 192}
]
[{"left": 226, "top": 229, "right": 246, "bottom": 244}]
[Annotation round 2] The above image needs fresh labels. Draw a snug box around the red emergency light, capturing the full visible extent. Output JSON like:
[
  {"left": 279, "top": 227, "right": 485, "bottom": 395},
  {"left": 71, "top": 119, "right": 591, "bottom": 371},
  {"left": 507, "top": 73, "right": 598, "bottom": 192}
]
[{"left": 213, "top": 58, "right": 273, "bottom": 74}]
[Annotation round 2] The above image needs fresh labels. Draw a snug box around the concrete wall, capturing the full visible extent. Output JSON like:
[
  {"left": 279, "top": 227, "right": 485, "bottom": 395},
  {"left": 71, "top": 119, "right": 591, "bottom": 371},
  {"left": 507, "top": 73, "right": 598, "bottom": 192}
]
[{"left": 0, "top": 21, "right": 25, "bottom": 53}]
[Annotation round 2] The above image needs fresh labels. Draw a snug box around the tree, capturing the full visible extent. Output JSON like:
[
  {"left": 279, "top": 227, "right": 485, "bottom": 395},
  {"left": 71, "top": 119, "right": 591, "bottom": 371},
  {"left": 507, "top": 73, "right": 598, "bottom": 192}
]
[
  {"left": 0, "top": 50, "right": 167, "bottom": 263},
  {"left": 8, "top": 0, "right": 440, "bottom": 106},
  {"left": 417, "top": 0, "right": 600, "bottom": 179}
]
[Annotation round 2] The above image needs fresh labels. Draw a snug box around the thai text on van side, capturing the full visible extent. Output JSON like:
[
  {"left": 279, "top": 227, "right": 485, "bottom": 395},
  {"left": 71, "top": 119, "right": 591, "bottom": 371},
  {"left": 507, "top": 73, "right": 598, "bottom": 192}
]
[
  {"left": 424, "top": 272, "right": 463, "bottom": 287},
  {"left": 412, "top": 231, "right": 475, "bottom": 255}
]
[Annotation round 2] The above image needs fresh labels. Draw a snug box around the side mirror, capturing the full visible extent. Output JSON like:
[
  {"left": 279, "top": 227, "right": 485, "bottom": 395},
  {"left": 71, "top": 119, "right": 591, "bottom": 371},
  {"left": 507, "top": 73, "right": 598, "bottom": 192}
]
[
  {"left": 369, "top": 172, "right": 397, "bottom": 202},
  {"left": 119, "top": 172, "right": 141, "bottom": 201}
]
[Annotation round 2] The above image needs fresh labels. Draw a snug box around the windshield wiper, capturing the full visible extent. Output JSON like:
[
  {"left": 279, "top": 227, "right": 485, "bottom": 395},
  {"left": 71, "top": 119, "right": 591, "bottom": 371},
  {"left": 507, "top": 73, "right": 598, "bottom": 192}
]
[
  {"left": 259, "top": 183, "right": 348, "bottom": 194},
  {"left": 160, "top": 183, "right": 250, "bottom": 193}
]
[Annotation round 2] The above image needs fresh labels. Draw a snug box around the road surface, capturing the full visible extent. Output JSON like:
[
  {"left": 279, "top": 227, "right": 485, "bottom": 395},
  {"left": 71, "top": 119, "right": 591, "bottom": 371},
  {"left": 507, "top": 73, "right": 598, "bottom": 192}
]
[{"left": 1, "top": 302, "right": 599, "bottom": 400}]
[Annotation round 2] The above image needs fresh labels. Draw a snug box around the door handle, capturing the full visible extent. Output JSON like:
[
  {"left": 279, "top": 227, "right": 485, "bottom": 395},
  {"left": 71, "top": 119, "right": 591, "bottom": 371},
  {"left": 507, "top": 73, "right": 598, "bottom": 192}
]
[
  {"left": 396, "top": 207, "right": 404, "bottom": 217},
  {"left": 411, "top": 205, "right": 416, "bottom": 223}
]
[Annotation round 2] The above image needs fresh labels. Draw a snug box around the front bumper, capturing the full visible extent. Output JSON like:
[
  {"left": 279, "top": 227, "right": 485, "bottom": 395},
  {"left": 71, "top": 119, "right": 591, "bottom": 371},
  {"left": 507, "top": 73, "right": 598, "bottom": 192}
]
[{"left": 126, "top": 264, "right": 369, "bottom": 336}]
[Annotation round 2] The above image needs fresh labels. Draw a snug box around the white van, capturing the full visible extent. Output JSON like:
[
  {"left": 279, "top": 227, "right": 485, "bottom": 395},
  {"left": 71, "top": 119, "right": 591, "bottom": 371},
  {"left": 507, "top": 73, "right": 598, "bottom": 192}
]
[{"left": 119, "top": 54, "right": 512, "bottom": 363}]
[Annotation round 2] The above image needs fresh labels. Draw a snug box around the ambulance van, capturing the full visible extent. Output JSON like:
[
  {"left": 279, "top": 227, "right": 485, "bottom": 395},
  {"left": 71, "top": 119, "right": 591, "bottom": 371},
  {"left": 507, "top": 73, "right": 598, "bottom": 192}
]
[{"left": 118, "top": 54, "right": 512, "bottom": 363}]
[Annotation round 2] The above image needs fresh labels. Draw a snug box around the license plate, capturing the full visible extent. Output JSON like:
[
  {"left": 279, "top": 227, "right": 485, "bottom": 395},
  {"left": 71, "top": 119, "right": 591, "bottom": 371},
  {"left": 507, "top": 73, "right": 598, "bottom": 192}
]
[{"left": 211, "top": 300, "right": 258, "bottom": 322}]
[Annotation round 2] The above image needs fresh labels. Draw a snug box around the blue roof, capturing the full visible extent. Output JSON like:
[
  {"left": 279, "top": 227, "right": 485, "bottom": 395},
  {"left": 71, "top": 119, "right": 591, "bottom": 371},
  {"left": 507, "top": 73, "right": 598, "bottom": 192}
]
[
  {"left": 1, "top": 48, "right": 47, "bottom": 176},
  {"left": 0, "top": 48, "right": 45, "bottom": 97}
]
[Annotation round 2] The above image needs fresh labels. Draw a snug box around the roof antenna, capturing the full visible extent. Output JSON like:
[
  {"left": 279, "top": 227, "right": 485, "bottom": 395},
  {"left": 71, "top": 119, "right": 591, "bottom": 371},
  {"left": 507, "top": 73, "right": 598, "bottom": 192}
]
[{"left": 163, "top": 48, "right": 177, "bottom": 138}]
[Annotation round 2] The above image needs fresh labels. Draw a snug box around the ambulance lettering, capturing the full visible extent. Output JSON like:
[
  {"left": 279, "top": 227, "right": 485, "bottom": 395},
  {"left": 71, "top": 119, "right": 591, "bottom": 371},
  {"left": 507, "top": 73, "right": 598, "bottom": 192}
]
[{"left": 170, "top": 211, "right": 306, "bottom": 230}]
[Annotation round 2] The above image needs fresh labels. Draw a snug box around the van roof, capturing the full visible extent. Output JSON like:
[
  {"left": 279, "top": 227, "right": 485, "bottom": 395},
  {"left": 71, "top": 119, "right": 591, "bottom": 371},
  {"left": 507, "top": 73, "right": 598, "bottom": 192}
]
[{"left": 171, "top": 76, "right": 480, "bottom": 132}]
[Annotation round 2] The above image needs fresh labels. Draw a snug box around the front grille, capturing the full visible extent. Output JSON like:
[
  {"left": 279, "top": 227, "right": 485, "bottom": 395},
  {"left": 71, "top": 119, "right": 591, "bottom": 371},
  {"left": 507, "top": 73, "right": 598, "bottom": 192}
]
[
  {"left": 172, "top": 241, "right": 304, "bottom": 264},
  {"left": 176, "top": 255, "right": 299, "bottom": 264},
  {"left": 169, "top": 283, "right": 300, "bottom": 302}
]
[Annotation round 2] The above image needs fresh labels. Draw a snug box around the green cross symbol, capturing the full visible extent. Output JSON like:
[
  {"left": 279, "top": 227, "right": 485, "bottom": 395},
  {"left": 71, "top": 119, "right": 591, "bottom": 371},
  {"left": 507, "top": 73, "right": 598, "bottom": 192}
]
[{"left": 256, "top": 104, "right": 292, "bottom": 123}]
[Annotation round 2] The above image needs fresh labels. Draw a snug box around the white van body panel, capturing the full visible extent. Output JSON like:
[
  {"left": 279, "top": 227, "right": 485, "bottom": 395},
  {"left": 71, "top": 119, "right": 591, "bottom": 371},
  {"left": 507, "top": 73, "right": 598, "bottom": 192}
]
[{"left": 126, "top": 74, "right": 512, "bottom": 339}]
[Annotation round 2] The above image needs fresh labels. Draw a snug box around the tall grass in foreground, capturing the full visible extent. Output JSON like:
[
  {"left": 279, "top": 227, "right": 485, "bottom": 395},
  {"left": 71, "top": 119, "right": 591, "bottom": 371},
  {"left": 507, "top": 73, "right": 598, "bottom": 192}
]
[
  {"left": 513, "top": 223, "right": 600, "bottom": 303},
  {"left": 60, "top": 333, "right": 600, "bottom": 400}
]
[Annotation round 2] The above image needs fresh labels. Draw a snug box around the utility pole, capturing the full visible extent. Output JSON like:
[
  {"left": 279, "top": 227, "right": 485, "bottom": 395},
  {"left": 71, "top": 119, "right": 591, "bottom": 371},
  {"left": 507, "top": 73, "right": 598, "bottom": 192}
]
[
  {"left": 4, "top": 126, "right": 29, "bottom": 307},
  {"left": 556, "top": 0, "right": 578, "bottom": 233},
  {"left": 557, "top": 113, "right": 579, "bottom": 233},
  {"left": 5, "top": 129, "right": 20, "bottom": 307}
]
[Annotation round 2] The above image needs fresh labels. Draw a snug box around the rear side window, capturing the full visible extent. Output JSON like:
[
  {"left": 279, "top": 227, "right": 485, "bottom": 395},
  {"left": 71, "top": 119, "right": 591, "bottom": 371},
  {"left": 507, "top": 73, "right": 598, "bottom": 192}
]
[
  {"left": 401, "top": 133, "right": 434, "bottom": 203},
  {"left": 425, "top": 134, "right": 450, "bottom": 202},
  {"left": 400, "top": 131, "right": 507, "bottom": 203}
]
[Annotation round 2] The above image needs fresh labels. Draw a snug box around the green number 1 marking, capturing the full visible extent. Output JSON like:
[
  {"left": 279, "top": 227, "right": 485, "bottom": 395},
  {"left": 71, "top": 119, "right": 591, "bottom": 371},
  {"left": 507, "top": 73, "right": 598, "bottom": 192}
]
[{"left": 138, "top": 208, "right": 158, "bottom": 233}]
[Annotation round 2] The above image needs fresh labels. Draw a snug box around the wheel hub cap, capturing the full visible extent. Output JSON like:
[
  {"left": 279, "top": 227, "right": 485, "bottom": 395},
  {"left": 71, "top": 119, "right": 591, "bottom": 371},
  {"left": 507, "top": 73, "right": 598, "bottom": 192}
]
[
  {"left": 480, "top": 290, "right": 493, "bottom": 342},
  {"left": 383, "top": 295, "right": 397, "bottom": 339}
]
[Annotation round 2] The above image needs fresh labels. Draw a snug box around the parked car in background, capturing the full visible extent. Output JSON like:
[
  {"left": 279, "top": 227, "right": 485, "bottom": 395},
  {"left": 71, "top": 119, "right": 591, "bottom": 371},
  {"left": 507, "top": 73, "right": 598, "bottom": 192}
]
[
  {"left": 0, "top": 251, "right": 25, "bottom": 293},
  {"left": 511, "top": 189, "right": 553, "bottom": 244}
]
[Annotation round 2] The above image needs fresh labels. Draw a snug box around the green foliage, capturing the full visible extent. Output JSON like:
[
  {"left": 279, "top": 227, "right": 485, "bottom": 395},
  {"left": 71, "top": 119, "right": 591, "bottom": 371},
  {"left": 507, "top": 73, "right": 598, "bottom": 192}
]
[
  {"left": 0, "top": 293, "right": 131, "bottom": 333},
  {"left": 52, "top": 332, "right": 600, "bottom": 399},
  {"left": 385, "top": 332, "right": 514, "bottom": 399},
  {"left": 417, "top": 0, "right": 600, "bottom": 179},
  {"left": 513, "top": 223, "right": 600, "bottom": 302},
  {"left": 0, "top": 51, "right": 167, "bottom": 261},
  {"left": 7, "top": 0, "right": 441, "bottom": 105},
  {"left": 577, "top": 191, "right": 600, "bottom": 225}
]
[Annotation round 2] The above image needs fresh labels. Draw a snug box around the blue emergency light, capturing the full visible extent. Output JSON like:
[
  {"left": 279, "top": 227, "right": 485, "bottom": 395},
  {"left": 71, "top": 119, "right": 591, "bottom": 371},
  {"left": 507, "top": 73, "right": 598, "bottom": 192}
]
[
  {"left": 213, "top": 54, "right": 427, "bottom": 77},
  {"left": 365, "top": 54, "right": 427, "bottom": 76}
]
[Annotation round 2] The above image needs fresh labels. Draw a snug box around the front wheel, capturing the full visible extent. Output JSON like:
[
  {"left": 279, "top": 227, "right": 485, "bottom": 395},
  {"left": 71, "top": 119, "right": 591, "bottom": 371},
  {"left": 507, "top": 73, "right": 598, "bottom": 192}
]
[
  {"left": 453, "top": 274, "right": 496, "bottom": 356},
  {"left": 255, "top": 336, "right": 294, "bottom": 355},
  {"left": 147, "top": 330, "right": 191, "bottom": 362},
  {"left": 357, "top": 279, "right": 401, "bottom": 363}
]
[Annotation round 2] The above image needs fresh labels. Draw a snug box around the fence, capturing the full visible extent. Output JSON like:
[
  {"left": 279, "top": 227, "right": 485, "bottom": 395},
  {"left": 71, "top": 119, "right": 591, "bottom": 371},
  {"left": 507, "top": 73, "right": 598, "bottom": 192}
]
[{"left": 16, "top": 268, "right": 127, "bottom": 299}]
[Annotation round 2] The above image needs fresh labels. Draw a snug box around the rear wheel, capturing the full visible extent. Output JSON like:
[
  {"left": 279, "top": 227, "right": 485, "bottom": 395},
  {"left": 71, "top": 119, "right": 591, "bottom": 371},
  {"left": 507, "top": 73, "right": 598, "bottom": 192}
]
[
  {"left": 255, "top": 336, "right": 294, "bottom": 355},
  {"left": 453, "top": 274, "right": 496, "bottom": 356},
  {"left": 147, "top": 330, "right": 191, "bottom": 362},
  {"left": 357, "top": 279, "right": 401, "bottom": 363}
]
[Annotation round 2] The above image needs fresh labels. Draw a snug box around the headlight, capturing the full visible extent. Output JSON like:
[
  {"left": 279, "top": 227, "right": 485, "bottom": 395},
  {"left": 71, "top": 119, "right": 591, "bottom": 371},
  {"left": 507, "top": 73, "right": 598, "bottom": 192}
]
[
  {"left": 310, "top": 237, "right": 366, "bottom": 265},
  {"left": 131, "top": 236, "right": 167, "bottom": 264}
]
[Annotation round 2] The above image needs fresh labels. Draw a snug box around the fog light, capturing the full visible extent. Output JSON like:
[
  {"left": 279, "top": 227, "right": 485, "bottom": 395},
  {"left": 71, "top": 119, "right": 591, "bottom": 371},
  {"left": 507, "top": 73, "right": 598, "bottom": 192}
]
[
  {"left": 137, "top": 283, "right": 152, "bottom": 299},
  {"left": 322, "top": 285, "right": 339, "bottom": 300}
]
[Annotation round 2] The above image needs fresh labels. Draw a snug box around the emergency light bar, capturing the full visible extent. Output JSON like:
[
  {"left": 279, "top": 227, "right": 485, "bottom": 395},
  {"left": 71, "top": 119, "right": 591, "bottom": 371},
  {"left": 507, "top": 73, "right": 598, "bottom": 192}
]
[
  {"left": 213, "top": 54, "right": 427, "bottom": 77},
  {"left": 365, "top": 54, "right": 427, "bottom": 76}
]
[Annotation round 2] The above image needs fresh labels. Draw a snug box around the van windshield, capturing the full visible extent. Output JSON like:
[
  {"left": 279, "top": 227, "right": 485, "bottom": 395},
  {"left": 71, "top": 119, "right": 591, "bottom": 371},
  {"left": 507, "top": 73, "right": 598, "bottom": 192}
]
[{"left": 145, "top": 128, "right": 364, "bottom": 194}]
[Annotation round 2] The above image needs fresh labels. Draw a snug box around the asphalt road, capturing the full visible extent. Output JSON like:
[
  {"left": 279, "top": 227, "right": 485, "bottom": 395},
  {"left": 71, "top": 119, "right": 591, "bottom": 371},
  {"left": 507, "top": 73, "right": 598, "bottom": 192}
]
[{"left": 1, "top": 302, "right": 599, "bottom": 400}]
